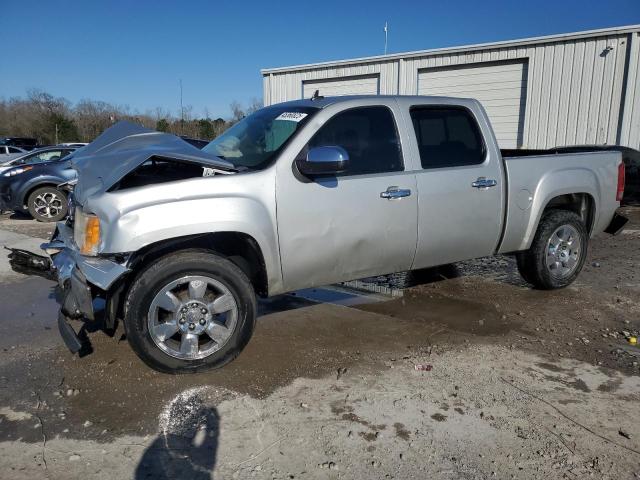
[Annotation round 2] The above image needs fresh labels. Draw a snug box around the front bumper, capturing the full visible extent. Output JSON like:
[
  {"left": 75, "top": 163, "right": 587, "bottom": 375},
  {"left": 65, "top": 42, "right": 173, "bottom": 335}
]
[
  {"left": 45, "top": 223, "right": 129, "bottom": 291},
  {"left": 0, "top": 180, "right": 23, "bottom": 212},
  {"left": 8, "top": 221, "right": 129, "bottom": 353},
  {"left": 0, "top": 192, "right": 13, "bottom": 212}
]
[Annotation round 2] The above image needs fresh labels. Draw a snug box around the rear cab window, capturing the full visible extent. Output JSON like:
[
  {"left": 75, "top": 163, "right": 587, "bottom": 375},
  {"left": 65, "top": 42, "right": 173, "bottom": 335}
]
[
  {"left": 410, "top": 106, "right": 485, "bottom": 169},
  {"left": 303, "top": 106, "right": 404, "bottom": 176}
]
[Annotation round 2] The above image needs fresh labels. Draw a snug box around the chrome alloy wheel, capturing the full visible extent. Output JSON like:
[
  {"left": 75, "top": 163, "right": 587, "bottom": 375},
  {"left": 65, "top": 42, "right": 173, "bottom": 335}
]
[
  {"left": 545, "top": 224, "right": 581, "bottom": 279},
  {"left": 33, "top": 191, "right": 63, "bottom": 219},
  {"left": 147, "top": 276, "right": 238, "bottom": 360}
]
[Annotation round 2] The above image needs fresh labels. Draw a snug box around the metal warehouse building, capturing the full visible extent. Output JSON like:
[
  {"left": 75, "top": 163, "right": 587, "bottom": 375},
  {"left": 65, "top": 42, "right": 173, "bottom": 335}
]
[{"left": 261, "top": 25, "right": 640, "bottom": 150}]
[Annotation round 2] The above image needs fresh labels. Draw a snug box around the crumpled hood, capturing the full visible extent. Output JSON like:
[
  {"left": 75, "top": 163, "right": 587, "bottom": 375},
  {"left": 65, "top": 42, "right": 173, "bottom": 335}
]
[{"left": 71, "top": 121, "right": 234, "bottom": 204}]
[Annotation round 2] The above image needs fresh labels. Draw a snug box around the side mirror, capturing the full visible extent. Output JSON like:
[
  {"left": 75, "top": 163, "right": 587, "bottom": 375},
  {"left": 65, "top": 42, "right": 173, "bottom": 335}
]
[{"left": 296, "top": 146, "right": 349, "bottom": 177}]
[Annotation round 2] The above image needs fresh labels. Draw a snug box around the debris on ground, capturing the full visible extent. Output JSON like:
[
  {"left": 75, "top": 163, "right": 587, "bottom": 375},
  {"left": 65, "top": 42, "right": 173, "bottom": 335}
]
[
  {"left": 414, "top": 364, "right": 433, "bottom": 371},
  {"left": 619, "top": 429, "right": 632, "bottom": 440}
]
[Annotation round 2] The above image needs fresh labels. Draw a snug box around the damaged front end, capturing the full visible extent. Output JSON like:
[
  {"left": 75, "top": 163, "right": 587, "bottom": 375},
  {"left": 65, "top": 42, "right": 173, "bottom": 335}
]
[
  {"left": 7, "top": 121, "right": 240, "bottom": 354},
  {"left": 9, "top": 222, "right": 129, "bottom": 353}
]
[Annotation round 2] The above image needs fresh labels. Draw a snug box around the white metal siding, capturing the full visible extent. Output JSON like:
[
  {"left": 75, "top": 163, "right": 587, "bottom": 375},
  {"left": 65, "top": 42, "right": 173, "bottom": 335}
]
[
  {"left": 418, "top": 62, "right": 527, "bottom": 148},
  {"left": 264, "top": 61, "right": 398, "bottom": 105},
  {"left": 263, "top": 26, "right": 638, "bottom": 149},
  {"left": 302, "top": 75, "right": 379, "bottom": 98},
  {"left": 621, "top": 32, "right": 640, "bottom": 150}
]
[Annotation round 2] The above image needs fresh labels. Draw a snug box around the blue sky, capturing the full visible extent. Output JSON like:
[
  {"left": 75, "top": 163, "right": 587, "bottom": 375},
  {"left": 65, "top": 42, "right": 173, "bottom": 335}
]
[{"left": 1, "top": 0, "right": 639, "bottom": 118}]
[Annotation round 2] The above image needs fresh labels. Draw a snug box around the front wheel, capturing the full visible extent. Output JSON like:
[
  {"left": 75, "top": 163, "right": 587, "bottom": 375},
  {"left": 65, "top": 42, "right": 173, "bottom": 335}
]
[
  {"left": 27, "top": 186, "right": 68, "bottom": 222},
  {"left": 123, "top": 250, "right": 256, "bottom": 373},
  {"left": 516, "top": 210, "right": 588, "bottom": 289}
]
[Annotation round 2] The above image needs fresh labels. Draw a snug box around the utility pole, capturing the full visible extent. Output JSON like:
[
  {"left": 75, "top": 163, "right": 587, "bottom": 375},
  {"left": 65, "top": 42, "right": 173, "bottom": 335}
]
[
  {"left": 55, "top": 124, "right": 59, "bottom": 144},
  {"left": 384, "top": 22, "right": 388, "bottom": 55}
]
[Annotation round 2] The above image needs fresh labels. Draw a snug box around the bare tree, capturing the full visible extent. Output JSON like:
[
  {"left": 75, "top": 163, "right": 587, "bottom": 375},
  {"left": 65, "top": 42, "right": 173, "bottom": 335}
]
[{"left": 0, "top": 90, "right": 253, "bottom": 143}]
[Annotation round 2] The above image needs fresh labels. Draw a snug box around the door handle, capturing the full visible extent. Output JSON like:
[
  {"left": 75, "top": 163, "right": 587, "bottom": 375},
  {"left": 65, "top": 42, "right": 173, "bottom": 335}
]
[
  {"left": 472, "top": 177, "right": 498, "bottom": 189},
  {"left": 380, "top": 186, "right": 411, "bottom": 199}
]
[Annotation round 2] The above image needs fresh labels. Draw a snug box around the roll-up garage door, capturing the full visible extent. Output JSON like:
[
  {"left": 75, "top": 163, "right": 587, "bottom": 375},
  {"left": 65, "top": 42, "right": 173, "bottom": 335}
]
[
  {"left": 418, "top": 61, "right": 527, "bottom": 148},
  {"left": 302, "top": 75, "right": 379, "bottom": 99}
]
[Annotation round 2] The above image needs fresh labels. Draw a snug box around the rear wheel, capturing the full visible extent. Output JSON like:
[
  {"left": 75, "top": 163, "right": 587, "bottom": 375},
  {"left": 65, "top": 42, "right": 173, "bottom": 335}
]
[
  {"left": 27, "top": 186, "right": 68, "bottom": 222},
  {"left": 123, "top": 250, "right": 256, "bottom": 373},
  {"left": 516, "top": 210, "right": 588, "bottom": 289}
]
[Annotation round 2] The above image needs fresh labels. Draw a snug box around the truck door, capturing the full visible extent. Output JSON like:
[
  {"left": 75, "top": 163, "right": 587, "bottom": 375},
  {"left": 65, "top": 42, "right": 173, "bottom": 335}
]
[
  {"left": 408, "top": 104, "right": 504, "bottom": 269},
  {"left": 276, "top": 102, "right": 418, "bottom": 291}
]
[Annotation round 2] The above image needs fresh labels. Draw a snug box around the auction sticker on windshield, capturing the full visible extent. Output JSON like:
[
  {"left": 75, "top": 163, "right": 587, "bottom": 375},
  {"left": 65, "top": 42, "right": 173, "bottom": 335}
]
[{"left": 275, "top": 112, "right": 308, "bottom": 122}]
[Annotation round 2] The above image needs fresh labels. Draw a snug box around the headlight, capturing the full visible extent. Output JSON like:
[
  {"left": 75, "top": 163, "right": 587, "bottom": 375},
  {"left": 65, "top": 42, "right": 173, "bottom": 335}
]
[
  {"left": 4, "top": 166, "right": 33, "bottom": 177},
  {"left": 74, "top": 210, "right": 101, "bottom": 256}
]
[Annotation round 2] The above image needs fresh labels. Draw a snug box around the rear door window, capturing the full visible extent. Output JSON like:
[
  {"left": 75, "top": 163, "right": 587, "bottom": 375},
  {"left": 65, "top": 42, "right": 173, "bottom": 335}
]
[
  {"left": 410, "top": 106, "right": 485, "bottom": 169},
  {"left": 305, "top": 106, "right": 403, "bottom": 176}
]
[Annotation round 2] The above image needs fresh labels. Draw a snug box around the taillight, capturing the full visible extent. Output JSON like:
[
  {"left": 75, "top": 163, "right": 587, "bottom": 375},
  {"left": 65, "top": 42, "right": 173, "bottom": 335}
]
[{"left": 616, "top": 162, "right": 625, "bottom": 202}]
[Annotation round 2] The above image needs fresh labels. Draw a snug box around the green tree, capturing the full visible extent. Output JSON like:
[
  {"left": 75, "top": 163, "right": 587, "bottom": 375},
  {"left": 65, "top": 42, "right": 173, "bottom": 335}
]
[
  {"left": 197, "top": 118, "right": 215, "bottom": 140},
  {"left": 156, "top": 118, "right": 170, "bottom": 132},
  {"left": 47, "top": 113, "right": 80, "bottom": 143}
]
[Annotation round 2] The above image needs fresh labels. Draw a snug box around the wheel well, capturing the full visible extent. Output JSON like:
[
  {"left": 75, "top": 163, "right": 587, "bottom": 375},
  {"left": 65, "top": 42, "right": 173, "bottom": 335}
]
[
  {"left": 542, "top": 193, "right": 595, "bottom": 233},
  {"left": 125, "top": 232, "right": 269, "bottom": 297},
  {"left": 23, "top": 183, "right": 61, "bottom": 207}
]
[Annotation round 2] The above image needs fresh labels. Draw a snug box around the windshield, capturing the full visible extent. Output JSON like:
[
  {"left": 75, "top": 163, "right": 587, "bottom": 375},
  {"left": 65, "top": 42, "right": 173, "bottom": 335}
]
[{"left": 202, "top": 105, "right": 318, "bottom": 169}]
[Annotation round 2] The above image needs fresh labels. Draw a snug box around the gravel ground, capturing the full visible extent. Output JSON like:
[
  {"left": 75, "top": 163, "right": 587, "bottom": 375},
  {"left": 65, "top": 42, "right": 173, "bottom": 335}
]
[{"left": 0, "top": 208, "right": 638, "bottom": 479}]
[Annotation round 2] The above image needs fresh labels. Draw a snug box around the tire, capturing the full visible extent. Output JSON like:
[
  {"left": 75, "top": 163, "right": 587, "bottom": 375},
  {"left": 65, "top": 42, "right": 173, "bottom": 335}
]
[
  {"left": 123, "top": 249, "right": 256, "bottom": 374},
  {"left": 27, "top": 186, "right": 68, "bottom": 222},
  {"left": 516, "top": 210, "right": 588, "bottom": 290}
]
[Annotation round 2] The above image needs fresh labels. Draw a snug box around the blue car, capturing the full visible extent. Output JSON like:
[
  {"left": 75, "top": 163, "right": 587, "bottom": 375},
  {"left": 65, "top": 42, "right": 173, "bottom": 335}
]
[{"left": 0, "top": 146, "right": 79, "bottom": 222}]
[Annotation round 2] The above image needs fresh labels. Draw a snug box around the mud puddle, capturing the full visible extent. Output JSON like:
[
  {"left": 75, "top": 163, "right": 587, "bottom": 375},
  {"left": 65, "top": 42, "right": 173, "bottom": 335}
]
[
  {"left": 356, "top": 288, "right": 517, "bottom": 336},
  {"left": 0, "top": 296, "right": 448, "bottom": 442},
  {"left": 1, "top": 253, "right": 637, "bottom": 446}
]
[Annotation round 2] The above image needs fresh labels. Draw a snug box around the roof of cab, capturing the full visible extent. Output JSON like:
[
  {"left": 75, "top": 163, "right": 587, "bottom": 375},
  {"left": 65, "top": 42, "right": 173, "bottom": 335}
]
[{"left": 273, "top": 94, "right": 476, "bottom": 109}]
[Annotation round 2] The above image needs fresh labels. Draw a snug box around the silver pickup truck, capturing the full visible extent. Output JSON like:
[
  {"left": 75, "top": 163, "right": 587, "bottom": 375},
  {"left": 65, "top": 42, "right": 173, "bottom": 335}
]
[{"left": 10, "top": 95, "right": 628, "bottom": 373}]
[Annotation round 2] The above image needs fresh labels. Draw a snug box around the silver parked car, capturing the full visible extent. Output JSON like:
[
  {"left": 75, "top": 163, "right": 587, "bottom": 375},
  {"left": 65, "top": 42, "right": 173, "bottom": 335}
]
[
  {"left": 0, "top": 145, "right": 27, "bottom": 163},
  {"left": 11, "top": 95, "right": 627, "bottom": 373}
]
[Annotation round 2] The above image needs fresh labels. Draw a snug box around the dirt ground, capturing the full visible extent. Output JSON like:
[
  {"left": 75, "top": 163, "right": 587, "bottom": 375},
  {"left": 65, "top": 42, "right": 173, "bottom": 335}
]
[{"left": 0, "top": 208, "right": 638, "bottom": 479}]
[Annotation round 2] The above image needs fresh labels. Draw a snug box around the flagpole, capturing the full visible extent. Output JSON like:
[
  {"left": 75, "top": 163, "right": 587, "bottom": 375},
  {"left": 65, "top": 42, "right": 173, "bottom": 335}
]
[{"left": 384, "top": 22, "right": 388, "bottom": 55}]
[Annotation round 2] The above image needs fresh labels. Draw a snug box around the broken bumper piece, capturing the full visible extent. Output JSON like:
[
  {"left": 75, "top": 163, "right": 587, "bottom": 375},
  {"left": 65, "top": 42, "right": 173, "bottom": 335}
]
[
  {"left": 8, "top": 222, "right": 130, "bottom": 354},
  {"left": 5, "top": 247, "right": 56, "bottom": 280}
]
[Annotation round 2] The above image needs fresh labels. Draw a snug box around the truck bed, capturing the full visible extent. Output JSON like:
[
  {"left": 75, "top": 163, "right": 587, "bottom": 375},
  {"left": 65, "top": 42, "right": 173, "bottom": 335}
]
[
  {"left": 501, "top": 146, "right": 639, "bottom": 205},
  {"left": 498, "top": 149, "right": 622, "bottom": 254}
]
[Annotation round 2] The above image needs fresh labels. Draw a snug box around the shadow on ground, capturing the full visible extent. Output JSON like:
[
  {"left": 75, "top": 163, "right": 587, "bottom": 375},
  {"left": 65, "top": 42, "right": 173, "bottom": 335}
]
[{"left": 135, "top": 400, "right": 219, "bottom": 479}]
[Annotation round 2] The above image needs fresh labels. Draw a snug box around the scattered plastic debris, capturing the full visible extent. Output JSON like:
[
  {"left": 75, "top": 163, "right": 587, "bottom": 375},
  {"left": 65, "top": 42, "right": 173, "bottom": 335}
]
[{"left": 414, "top": 364, "right": 433, "bottom": 372}]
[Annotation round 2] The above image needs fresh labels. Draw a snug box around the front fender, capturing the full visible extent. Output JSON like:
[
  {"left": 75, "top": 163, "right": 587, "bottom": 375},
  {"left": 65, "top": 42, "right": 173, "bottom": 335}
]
[{"left": 85, "top": 173, "right": 283, "bottom": 294}]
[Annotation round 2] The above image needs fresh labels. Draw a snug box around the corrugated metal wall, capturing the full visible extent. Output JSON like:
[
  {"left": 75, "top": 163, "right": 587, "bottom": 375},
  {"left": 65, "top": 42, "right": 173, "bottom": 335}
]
[
  {"left": 264, "top": 29, "right": 640, "bottom": 150},
  {"left": 264, "top": 60, "right": 399, "bottom": 105},
  {"left": 620, "top": 32, "right": 640, "bottom": 149}
]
